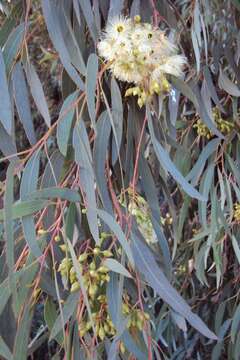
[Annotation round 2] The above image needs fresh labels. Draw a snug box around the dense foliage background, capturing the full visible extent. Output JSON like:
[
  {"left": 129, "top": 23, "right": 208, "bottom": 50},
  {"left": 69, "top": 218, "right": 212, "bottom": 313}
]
[{"left": 0, "top": 0, "right": 240, "bottom": 359}]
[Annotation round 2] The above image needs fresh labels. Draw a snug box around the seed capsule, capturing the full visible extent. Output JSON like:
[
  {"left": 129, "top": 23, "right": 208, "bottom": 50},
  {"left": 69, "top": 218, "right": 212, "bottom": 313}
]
[
  {"left": 93, "top": 247, "right": 101, "bottom": 256},
  {"left": 89, "top": 261, "right": 96, "bottom": 270},
  {"left": 144, "top": 312, "right": 150, "bottom": 320},
  {"left": 70, "top": 281, "right": 80, "bottom": 292},
  {"left": 89, "top": 270, "right": 98, "bottom": 278},
  {"left": 88, "top": 284, "right": 98, "bottom": 298},
  {"left": 98, "top": 266, "right": 109, "bottom": 274},
  {"left": 78, "top": 253, "right": 88, "bottom": 262},
  {"left": 98, "top": 326, "right": 105, "bottom": 340},
  {"left": 102, "top": 250, "right": 113, "bottom": 257},
  {"left": 119, "top": 341, "right": 126, "bottom": 354},
  {"left": 134, "top": 15, "right": 141, "bottom": 23},
  {"left": 59, "top": 244, "right": 67, "bottom": 252},
  {"left": 37, "top": 228, "right": 47, "bottom": 235},
  {"left": 54, "top": 235, "right": 60, "bottom": 242}
]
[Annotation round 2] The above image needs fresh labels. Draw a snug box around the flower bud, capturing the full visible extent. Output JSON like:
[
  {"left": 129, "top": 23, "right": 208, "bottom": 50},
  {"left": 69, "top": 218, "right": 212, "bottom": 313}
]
[
  {"left": 98, "top": 266, "right": 109, "bottom": 274},
  {"left": 78, "top": 253, "right": 88, "bottom": 262},
  {"left": 98, "top": 326, "right": 105, "bottom": 340},
  {"left": 93, "top": 247, "right": 101, "bottom": 256},
  {"left": 70, "top": 281, "right": 80, "bottom": 292},
  {"left": 102, "top": 250, "right": 113, "bottom": 257},
  {"left": 134, "top": 15, "right": 141, "bottom": 23}
]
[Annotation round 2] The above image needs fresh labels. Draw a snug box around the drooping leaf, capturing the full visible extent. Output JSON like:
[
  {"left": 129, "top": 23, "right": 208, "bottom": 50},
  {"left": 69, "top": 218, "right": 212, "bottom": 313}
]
[
  {"left": 148, "top": 111, "right": 206, "bottom": 201},
  {"left": 103, "top": 258, "right": 132, "bottom": 278},
  {"left": 131, "top": 232, "right": 218, "bottom": 340},
  {"left": 0, "top": 47, "right": 12, "bottom": 134},
  {"left": 20, "top": 151, "right": 42, "bottom": 259},
  {"left": 0, "top": 199, "right": 48, "bottom": 221},
  {"left": 73, "top": 120, "right": 99, "bottom": 244},
  {"left": 12, "top": 62, "right": 36, "bottom": 145},
  {"left": 29, "top": 187, "right": 81, "bottom": 202},
  {"left": 93, "top": 111, "right": 113, "bottom": 214},
  {"left": 57, "top": 90, "right": 79, "bottom": 156},
  {"left": 0, "top": 336, "right": 12, "bottom": 360},
  {"left": 50, "top": 292, "right": 79, "bottom": 340},
  {"left": 41, "top": 0, "right": 85, "bottom": 88},
  {"left": 97, "top": 209, "right": 134, "bottom": 266},
  {"left": 76, "top": 0, "right": 98, "bottom": 42},
  {"left": 13, "top": 304, "right": 33, "bottom": 360},
  {"left": 218, "top": 68, "right": 240, "bottom": 97},
  {"left": 86, "top": 53, "right": 98, "bottom": 131},
  {"left": 2, "top": 22, "right": 25, "bottom": 74},
  {"left": 24, "top": 62, "right": 51, "bottom": 127},
  {"left": 111, "top": 78, "right": 123, "bottom": 163}
]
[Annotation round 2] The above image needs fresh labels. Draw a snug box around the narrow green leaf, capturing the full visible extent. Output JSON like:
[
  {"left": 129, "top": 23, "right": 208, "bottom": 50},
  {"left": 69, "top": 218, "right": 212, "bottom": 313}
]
[
  {"left": 97, "top": 209, "right": 134, "bottom": 266},
  {"left": 73, "top": 121, "right": 99, "bottom": 244},
  {"left": 24, "top": 62, "right": 51, "bottom": 127},
  {"left": 231, "top": 303, "right": 240, "bottom": 343},
  {"left": 93, "top": 111, "right": 113, "bottom": 214},
  {"left": 41, "top": 0, "right": 85, "bottom": 89},
  {"left": 57, "top": 91, "right": 79, "bottom": 156},
  {"left": 103, "top": 258, "right": 132, "bottom": 278},
  {"left": 231, "top": 235, "right": 240, "bottom": 265},
  {"left": 44, "top": 297, "right": 63, "bottom": 344},
  {"left": 30, "top": 187, "right": 81, "bottom": 203},
  {"left": 0, "top": 122, "right": 17, "bottom": 161},
  {"left": 203, "top": 66, "right": 225, "bottom": 113},
  {"left": 77, "top": 0, "right": 98, "bottom": 41},
  {"left": 131, "top": 232, "right": 218, "bottom": 340},
  {"left": 0, "top": 199, "right": 48, "bottom": 221},
  {"left": 13, "top": 305, "right": 33, "bottom": 360},
  {"left": 111, "top": 78, "right": 123, "bottom": 163},
  {"left": 0, "top": 336, "right": 12, "bottom": 360},
  {"left": 148, "top": 111, "right": 206, "bottom": 201},
  {"left": 86, "top": 54, "right": 98, "bottom": 131},
  {"left": 186, "top": 138, "right": 220, "bottom": 185},
  {"left": 4, "top": 163, "right": 15, "bottom": 294},
  {"left": 2, "top": 22, "right": 25, "bottom": 74},
  {"left": 50, "top": 292, "right": 79, "bottom": 340},
  {"left": 0, "top": 47, "right": 12, "bottom": 134},
  {"left": 219, "top": 67, "right": 240, "bottom": 96},
  {"left": 170, "top": 76, "right": 198, "bottom": 106},
  {"left": 20, "top": 151, "right": 42, "bottom": 259},
  {"left": 12, "top": 62, "right": 36, "bottom": 145}
]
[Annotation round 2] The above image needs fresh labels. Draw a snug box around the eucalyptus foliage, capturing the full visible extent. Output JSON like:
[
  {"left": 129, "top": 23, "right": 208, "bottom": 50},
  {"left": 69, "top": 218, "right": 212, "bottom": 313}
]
[{"left": 0, "top": 0, "right": 240, "bottom": 359}]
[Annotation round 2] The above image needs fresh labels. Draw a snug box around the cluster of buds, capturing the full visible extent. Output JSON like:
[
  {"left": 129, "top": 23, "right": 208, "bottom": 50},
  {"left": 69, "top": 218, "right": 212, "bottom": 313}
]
[
  {"left": 58, "top": 244, "right": 113, "bottom": 295},
  {"left": 234, "top": 203, "right": 240, "bottom": 222},
  {"left": 125, "top": 190, "right": 157, "bottom": 244},
  {"left": 122, "top": 302, "right": 150, "bottom": 331},
  {"left": 122, "top": 189, "right": 172, "bottom": 244},
  {"left": 78, "top": 295, "right": 116, "bottom": 340},
  {"left": 78, "top": 293, "right": 150, "bottom": 343},
  {"left": 98, "top": 15, "right": 186, "bottom": 107},
  {"left": 58, "top": 240, "right": 150, "bottom": 347},
  {"left": 194, "top": 107, "right": 234, "bottom": 139}
]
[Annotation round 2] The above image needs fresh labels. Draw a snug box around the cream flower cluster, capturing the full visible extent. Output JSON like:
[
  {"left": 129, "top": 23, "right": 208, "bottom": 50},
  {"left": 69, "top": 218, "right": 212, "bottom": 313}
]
[{"left": 98, "top": 15, "right": 186, "bottom": 107}]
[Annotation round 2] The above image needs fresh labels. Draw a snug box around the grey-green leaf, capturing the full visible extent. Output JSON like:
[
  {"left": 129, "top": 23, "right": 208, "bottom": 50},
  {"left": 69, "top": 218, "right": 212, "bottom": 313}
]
[
  {"left": 0, "top": 47, "right": 12, "bottom": 134},
  {"left": 57, "top": 91, "right": 79, "bottom": 156},
  {"left": 12, "top": 62, "right": 36, "bottom": 145},
  {"left": 103, "top": 258, "right": 132, "bottom": 278},
  {"left": 86, "top": 54, "right": 98, "bottom": 131},
  {"left": 24, "top": 62, "right": 51, "bottom": 127},
  {"left": 131, "top": 232, "right": 218, "bottom": 340},
  {"left": 148, "top": 112, "right": 206, "bottom": 201},
  {"left": 97, "top": 209, "right": 134, "bottom": 266}
]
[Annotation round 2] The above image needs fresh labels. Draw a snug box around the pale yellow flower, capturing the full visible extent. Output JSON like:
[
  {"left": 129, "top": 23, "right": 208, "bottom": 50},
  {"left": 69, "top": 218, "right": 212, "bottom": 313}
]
[{"left": 98, "top": 15, "right": 187, "bottom": 106}]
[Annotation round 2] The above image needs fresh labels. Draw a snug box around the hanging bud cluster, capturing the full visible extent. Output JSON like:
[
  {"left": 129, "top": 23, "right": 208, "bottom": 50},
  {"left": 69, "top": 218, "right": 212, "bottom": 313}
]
[{"left": 194, "top": 107, "right": 234, "bottom": 139}]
